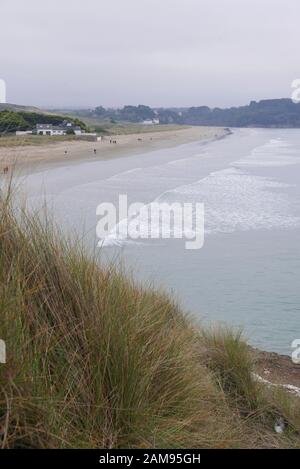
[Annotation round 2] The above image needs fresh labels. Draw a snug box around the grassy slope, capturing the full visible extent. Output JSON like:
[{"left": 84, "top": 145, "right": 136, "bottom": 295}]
[
  {"left": 0, "top": 188, "right": 300, "bottom": 448},
  {"left": 0, "top": 104, "right": 89, "bottom": 147},
  {"left": 0, "top": 104, "right": 42, "bottom": 113}
]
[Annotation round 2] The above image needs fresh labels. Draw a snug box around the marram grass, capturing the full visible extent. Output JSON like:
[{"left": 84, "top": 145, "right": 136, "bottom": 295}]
[{"left": 0, "top": 188, "right": 299, "bottom": 448}]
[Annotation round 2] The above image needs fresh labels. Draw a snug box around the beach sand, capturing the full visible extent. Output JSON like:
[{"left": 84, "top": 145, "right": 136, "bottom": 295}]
[
  {"left": 254, "top": 348, "right": 300, "bottom": 395},
  {"left": 0, "top": 126, "right": 228, "bottom": 174}
]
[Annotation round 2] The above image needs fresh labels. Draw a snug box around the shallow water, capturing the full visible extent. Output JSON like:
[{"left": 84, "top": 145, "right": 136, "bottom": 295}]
[{"left": 23, "top": 128, "right": 300, "bottom": 355}]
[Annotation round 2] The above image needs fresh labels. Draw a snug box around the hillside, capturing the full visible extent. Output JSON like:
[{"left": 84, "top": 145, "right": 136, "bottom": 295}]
[
  {"left": 0, "top": 103, "right": 42, "bottom": 113},
  {"left": 3, "top": 98, "right": 300, "bottom": 137},
  {"left": 0, "top": 107, "right": 89, "bottom": 134},
  {"left": 178, "top": 99, "right": 300, "bottom": 127},
  {"left": 68, "top": 99, "right": 300, "bottom": 128}
]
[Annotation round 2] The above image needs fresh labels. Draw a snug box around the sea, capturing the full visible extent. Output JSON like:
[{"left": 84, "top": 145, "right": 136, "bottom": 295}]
[{"left": 22, "top": 128, "right": 300, "bottom": 355}]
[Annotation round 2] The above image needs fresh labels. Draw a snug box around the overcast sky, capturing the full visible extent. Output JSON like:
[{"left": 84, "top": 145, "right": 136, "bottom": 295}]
[{"left": 1, "top": 0, "right": 299, "bottom": 108}]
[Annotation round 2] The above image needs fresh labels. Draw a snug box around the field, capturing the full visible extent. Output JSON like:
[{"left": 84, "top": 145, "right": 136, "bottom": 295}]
[
  {"left": 80, "top": 118, "right": 188, "bottom": 136},
  {"left": 0, "top": 134, "right": 81, "bottom": 148}
]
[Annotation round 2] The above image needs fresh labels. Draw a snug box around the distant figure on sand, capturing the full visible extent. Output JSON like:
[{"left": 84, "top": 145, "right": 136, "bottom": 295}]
[
  {"left": 64, "top": 150, "right": 68, "bottom": 156},
  {"left": 94, "top": 148, "right": 97, "bottom": 155},
  {"left": 3, "top": 166, "right": 8, "bottom": 175}
]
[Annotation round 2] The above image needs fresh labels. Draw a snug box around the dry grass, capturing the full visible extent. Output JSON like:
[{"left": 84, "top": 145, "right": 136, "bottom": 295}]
[
  {"left": 81, "top": 119, "right": 188, "bottom": 136},
  {"left": 0, "top": 185, "right": 299, "bottom": 448},
  {"left": 0, "top": 135, "right": 81, "bottom": 148},
  {"left": 201, "top": 328, "right": 261, "bottom": 411}
]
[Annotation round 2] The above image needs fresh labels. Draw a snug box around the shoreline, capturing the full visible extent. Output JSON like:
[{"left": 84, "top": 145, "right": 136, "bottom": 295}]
[
  {"left": 0, "top": 126, "right": 230, "bottom": 174},
  {"left": 2, "top": 124, "right": 299, "bottom": 394}
]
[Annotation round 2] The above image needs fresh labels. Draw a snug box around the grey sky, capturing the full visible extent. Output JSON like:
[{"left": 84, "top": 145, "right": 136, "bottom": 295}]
[{"left": 1, "top": 0, "right": 299, "bottom": 108}]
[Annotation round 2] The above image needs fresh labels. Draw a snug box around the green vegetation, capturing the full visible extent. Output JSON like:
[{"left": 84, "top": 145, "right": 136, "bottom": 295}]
[
  {"left": 3, "top": 99, "right": 300, "bottom": 132},
  {"left": 178, "top": 99, "right": 300, "bottom": 127},
  {"left": 0, "top": 110, "right": 89, "bottom": 134},
  {"left": 0, "top": 111, "right": 29, "bottom": 133},
  {"left": 0, "top": 187, "right": 300, "bottom": 448},
  {"left": 202, "top": 328, "right": 261, "bottom": 411},
  {"left": 69, "top": 99, "right": 300, "bottom": 128},
  {"left": 95, "top": 104, "right": 155, "bottom": 122}
]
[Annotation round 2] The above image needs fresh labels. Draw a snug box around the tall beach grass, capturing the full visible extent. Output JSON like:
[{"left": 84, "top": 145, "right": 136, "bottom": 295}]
[{"left": 0, "top": 185, "right": 299, "bottom": 448}]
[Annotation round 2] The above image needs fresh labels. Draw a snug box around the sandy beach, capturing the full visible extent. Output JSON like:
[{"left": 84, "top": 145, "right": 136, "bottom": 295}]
[{"left": 0, "top": 126, "right": 228, "bottom": 173}]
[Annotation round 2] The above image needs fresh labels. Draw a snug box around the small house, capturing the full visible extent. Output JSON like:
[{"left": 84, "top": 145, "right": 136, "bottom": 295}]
[
  {"left": 36, "top": 124, "right": 65, "bottom": 136},
  {"left": 35, "top": 123, "right": 83, "bottom": 136}
]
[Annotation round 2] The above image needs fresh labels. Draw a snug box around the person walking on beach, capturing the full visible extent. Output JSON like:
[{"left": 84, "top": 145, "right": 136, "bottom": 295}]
[{"left": 94, "top": 148, "right": 97, "bottom": 155}]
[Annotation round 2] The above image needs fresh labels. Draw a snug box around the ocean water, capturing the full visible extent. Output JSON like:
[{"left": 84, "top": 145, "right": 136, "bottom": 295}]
[{"left": 22, "top": 128, "right": 300, "bottom": 355}]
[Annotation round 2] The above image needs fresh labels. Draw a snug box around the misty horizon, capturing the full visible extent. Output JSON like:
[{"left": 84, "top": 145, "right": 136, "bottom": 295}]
[
  {"left": 40, "top": 97, "right": 293, "bottom": 112},
  {"left": 1, "top": 0, "right": 299, "bottom": 108}
]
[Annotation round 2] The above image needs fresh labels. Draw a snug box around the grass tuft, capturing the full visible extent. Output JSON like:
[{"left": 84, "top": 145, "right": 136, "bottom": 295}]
[{"left": 201, "top": 327, "right": 261, "bottom": 412}]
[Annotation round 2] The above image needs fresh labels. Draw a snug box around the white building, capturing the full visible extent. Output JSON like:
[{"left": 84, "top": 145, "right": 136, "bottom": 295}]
[
  {"left": 36, "top": 123, "right": 82, "bottom": 136},
  {"left": 142, "top": 118, "right": 160, "bottom": 125},
  {"left": 36, "top": 124, "right": 65, "bottom": 136},
  {"left": 62, "top": 120, "right": 83, "bottom": 135}
]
